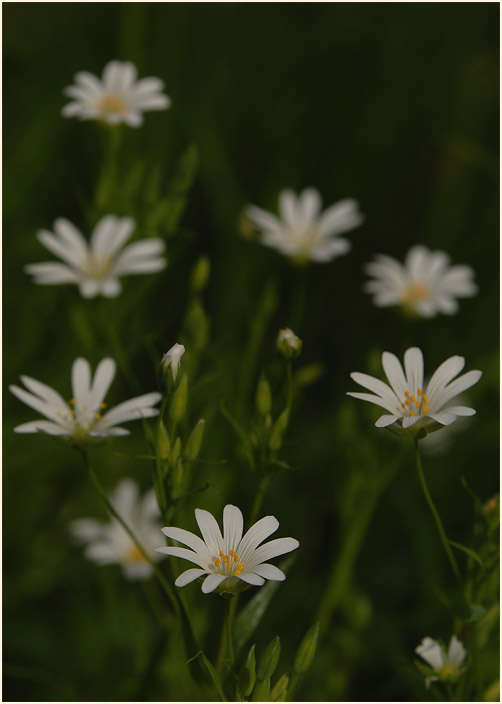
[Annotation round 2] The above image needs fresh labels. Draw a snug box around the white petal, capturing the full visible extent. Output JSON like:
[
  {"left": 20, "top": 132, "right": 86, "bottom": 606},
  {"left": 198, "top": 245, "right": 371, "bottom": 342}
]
[
  {"left": 429, "top": 411, "right": 459, "bottom": 426},
  {"left": 195, "top": 509, "right": 224, "bottom": 555},
  {"left": 346, "top": 391, "right": 397, "bottom": 414},
  {"left": 123, "top": 111, "right": 144, "bottom": 127},
  {"left": 299, "top": 187, "right": 321, "bottom": 223},
  {"left": 447, "top": 636, "right": 466, "bottom": 667},
  {"left": 416, "top": 637, "right": 444, "bottom": 671},
  {"left": 10, "top": 384, "right": 59, "bottom": 422},
  {"left": 245, "top": 205, "right": 283, "bottom": 234},
  {"left": 70, "top": 518, "right": 104, "bottom": 541},
  {"left": 13, "top": 420, "right": 68, "bottom": 435},
  {"left": 236, "top": 515, "right": 279, "bottom": 565},
  {"left": 382, "top": 351, "right": 408, "bottom": 400},
  {"left": 88, "top": 358, "right": 116, "bottom": 409},
  {"left": 425, "top": 356, "right": 465, "bottom": 401},
  {"left": 318, "top": 199, "right": 364, "bottom": 237},
  {"left": 155, "top": 546, "right": 207, "bottom": 569},
  {"left": 19, "top": 375, "right": 68, "bottom": 414},
  {"left": 432, "top": 370, "right": 482, "bottom": 409},
  {"left": 123, "top": 562, "right": 153, "bottom": 580},
  {"left": 441, "top": 405, "right": 475, "bottom": 416},
  {"left": 133, "top": 94, "right": 170, "bottom": 111},
  {"left": 161, "top": 526, "right": 212, "bottom": 563},
  {"left": 53, "top": 218, "right": 88, "bottom": 259},
  {"left": 175, "top": 568, "right": 207, "bottom": 587},
  {"left": 349, "top": 372, "right": 398, "bottom": 408},
  {"left": 223, "top": 505, "right": 244, "bottom": 554},
  {"left": 402, "top": 415, "right": 420, "bottom": 429},
  {"left": 100, "top": 278, "right": 122, "bottom": 297},
  {"left": 37, "top": 229, "right": 82, "bottom": 267},
  {"left": 404, "top": 348, "right": 424, "bottom": 394},
  {"left": 375, "top": 414, "right": 400, "bottom": 428},
  {"left": 251, "top": 537, "right": 299, "bottom": 565},
  {"left": 102, "top": 392, "right": 161, "bottom": 426},
  {"left": 131, "top": 77, "right": 165, "bottom": 96},
  {"left": 309, "top": 239, "right": 351, "bottom": 262},
  {"left": 72, "top": 358, "right": 91, "bottom": 405},
  {"left": 112, "top": 259, "right": 166, "bottom": 275},
  {"left": 25, "top": 262, "right": 79, "bottom": 284},
  {"left": 110, "top": 479, "right": 138, "bottom": 515},
  {"left": 102, "top": 60, "right": 122, "bottom": 91},
  {"left": 79, "top": 279, "right": 100, "bottom": 298},
  {"left": 278, "top": 190, "right": 300, "bottom": 229},
  {"left": 201, "top": 574, "right": 227, "bottom": 594},
  {"left": 238, "top": 572, "right": 266, "bottom": 586},
  {"left": 252, "top": 563, "right": 286, "bottom": 581}
]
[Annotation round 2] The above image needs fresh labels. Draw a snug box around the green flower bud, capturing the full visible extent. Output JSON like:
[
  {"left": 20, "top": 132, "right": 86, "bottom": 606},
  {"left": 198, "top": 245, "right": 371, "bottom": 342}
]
[
  {"left": 257, "top": 636, "right": 281, "bottom": 681},
  {"left": 172, "top": 458, "right": 184, "bottom": 497},
  {"left": 170, "top": 436, "right": 182, "bottom": 467},
  {"left": 271, "top": 674, "right": 289, "bottom": 702},
  {"left": 160, "top": 343, "right": 185, "bottom": 394},
  {"left": 294, "top": 622, "right": 319, "bottom": 674},
  {"left": 184, "top": 419, "right": 205, "bottom": 461},
  {"left": 190, "top": 256, "right": 211, "bottom": 293},
  {"left": 268, "top": 410, "right": 289, "bottom": 452},
  {"left": 256, "top": 374, "right": 272, "bottom": 417},
  {"left": 277, "top": 328, "right": 302, "bottom": 361},
  {"left": 156, "top": 419, "right": 171, "bottom": 461},
  {"left": 169, "top": 374, "right": 188, "bottom": 424},
  {"left": 238, "top": 644, "right": 256, "bottom": 697},
  {"left": 251, "top": 678, "right": 270, "bottom": 702}
]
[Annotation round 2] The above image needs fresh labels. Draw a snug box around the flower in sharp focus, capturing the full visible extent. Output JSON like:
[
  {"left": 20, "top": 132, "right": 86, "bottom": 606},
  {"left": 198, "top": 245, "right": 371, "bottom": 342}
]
[
  {"left": 10, "top": 357, "right": 161, "bottom": 442},
  {"left": 25, "top": 215, "right": 166, "bottom": 298},
  {"left": 364, "top": 245, "right": 477, "bottom": 318},
  {"left": 62, "top": 60, "right": 170, "bottom": 126},
  {"left": 347, "top": 347, "right": 481, "bottom": 433},
  {"left": 245, "top": 187, "right": 364, "bottom": 264},
  {"left": 415, "top": 636, "right": 467, "bottom": 688},
  {"left": 277, "top": 328, "right": 302, "bottom": 360},
  {"left": 155, "top": 504, "right": 299, "bottom": 594},
  {"left": 70, "top": 479, "right": 163, "bottom": 580}
]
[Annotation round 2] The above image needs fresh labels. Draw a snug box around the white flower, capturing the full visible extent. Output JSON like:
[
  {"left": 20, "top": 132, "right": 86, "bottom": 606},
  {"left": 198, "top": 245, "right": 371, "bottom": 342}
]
[
  {"left": 277, "top": 328, "right": 302, "bottom": 360},
  {"left": 10, "top": 357, "right": 161, "bottom": 442},
  {"left": 156, "top": 504, "right": 299, "bottom": 594},
  {"left": 364, "top": 245, "right": 477, "bottom": 318},
  {"left": 416, "top": 635, "right": 467, "bottom": 687},
  {"left": 62, "top": 60, "right": 170, "bottom": 127},
  {"left": 161, "top": 344, "right": 185, "bottom": 382},
  {"left": 245, "top": 187, "right": 364, "bottom": 263},
  {"left": 25, "top": 215, "right": 166, "bottom": 298},
  {"left": 70, "top": 479, "right": 164, "bottom": 580},
  {"left": 347, "top": 347, "right": 481, "bottom": 431}
]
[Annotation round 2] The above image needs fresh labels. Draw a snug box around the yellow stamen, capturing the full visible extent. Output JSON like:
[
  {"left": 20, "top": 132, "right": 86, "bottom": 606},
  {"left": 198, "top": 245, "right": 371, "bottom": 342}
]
[
  {"left": 234, "top": 554, "right": 239, "bottom": 562},
  {"left": 416, "top": 401, "right": 421, "bottom": 408},
  {"left": 411, "top": 395, "right": 416, "bottom": 402},
  {"left": 99, "top": 402, "right": 106, "bottom": 409},
  {"left": 401, "top": 403, "right": 405, "bottom": 409},
  {"left": 214, "top": 558, "right": 220, "bottom": 568},
  {"left": 219, "top": 551, "right": 224, "bottom": 557},
  {"left": 405, "top": 391, "right": 409, "bottom": 397},
  {"left": 237, "top": 563, "right": 245, "bottom": 570},
  {"left": 405, "top": 399, "right": 411, "bottom": 406},
  {"left": 95, "top": 413, "right": 102, "bottom": 420},
  {"left": 97, "top": 93, "right": 127, "bottom": 116},
  {"left": 223, "top": 555, "right": 229, "bottom": 564},
  {"left": 229, "top": 549, "right": 235, "bottom": 557},
  {"left": 70, "top": 398, "right": 76, "bottom": 404},
  {"left": 423, "top": 394, "right": 428, "bottom": 404},
  {"left": 417, "top": 388, "right": 422, "bottom": 396},
  {"left": 235, "top": 570, "right": 241, "bottom": 576},
  {"left": 423, "top": 406, "right": 429, "bottom": 413},
  {"left": 409, "top": 411, "right": 415, "bottom": 416}
]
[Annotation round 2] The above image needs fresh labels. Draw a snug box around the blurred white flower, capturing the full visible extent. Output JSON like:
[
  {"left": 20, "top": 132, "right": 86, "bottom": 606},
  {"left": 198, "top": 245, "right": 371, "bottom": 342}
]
[
  {"left": 25, "top": 215, "right": 166, "bottom": 298},
  {"left": 10, "top": 357, "right": 161, "bottom": 441},
  {"left": 70, "top": 479, "right": 163, "bottom": 580},
  {"left": 347, "top": 347, "right": 481, "bottom": 432},
  {"left": 245, "top": 187, "right": 363, "bottom": 263},
  {"left": 416, "top": 635, "right": 467, "bottom": 687},
  {"left": 161, "top": 344, "right": 185, "bottom": 382},
  {"left": 62, "top": 60, "right": 170, "bottom": 126},
  {"left": 156, "top": 504, "right": 299, "bottom": 594},
  {"left": 364, "top": 245, "right": 477, "bottom": 317}
]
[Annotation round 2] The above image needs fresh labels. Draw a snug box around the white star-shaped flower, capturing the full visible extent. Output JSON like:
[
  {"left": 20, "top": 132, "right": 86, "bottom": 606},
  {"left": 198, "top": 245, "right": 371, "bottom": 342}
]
[
  {"left": 348, "top": 347, "right": 481, "bottom": 431},
  {"left": 25, "top": 215, "right": 166, "bottom": 298},
  {"left": 62, "top": 60, "right": 170, "bottom": 127},
  {"left": 245, "top": 187, "right": 363, "bottom": 263},
  {"left": 70, "top": 478, "right": 164, "bottom": 580},
  {"left": 364, "top": 245, "right": 477, "bottom": 317},
  {"left": 416, "top": 635, "right": 467, "bottom": 687},
  {"left": 156, "top": 504, "right": 299, "bottom": 594},
  {"left": 10, "top": 357, "right": 161, "bottom": 442}
]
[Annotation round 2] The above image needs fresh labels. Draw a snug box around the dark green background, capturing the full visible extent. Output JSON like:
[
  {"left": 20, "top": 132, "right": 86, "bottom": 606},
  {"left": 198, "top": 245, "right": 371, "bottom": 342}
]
[{"left": 3, "top": 3, "right": 499, "bottom": 701}]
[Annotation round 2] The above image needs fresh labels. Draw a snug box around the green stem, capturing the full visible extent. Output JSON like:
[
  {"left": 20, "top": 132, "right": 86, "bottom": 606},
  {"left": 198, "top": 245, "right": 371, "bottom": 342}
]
[
  {"left": 285, "top": 361, "right": 293, "bottom": 417},
  {"left": 79, "top": 449, "right": 200, "bottom": 659},
  {"left": 225, "top": 598, "right": 235, "bottom": 671},
  {"left": 414, "top": 439, "right": 461, "bottom": 582},
  {"left": 249, "top": 474, "right": 271, "bottom": 526}
]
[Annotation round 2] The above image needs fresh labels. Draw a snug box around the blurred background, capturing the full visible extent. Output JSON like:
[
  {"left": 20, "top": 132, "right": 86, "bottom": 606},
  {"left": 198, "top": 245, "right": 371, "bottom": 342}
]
[{"left": 3, "top": 3, "right": 499, "bottom": 701}]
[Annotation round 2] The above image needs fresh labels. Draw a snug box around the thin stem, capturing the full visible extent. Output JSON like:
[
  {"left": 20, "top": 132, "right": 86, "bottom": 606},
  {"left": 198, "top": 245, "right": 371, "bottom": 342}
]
[
  {"left": 249, "top": 474, "right": 271, "bottom": 526},
  {"left": 414, "top": 439, "right": 461, "bottom": 582},
  {"left": 285, "top": 361, "right": 293, "bottom": 417},
  {"left": 225, "top": 598, "right": 235, "bottom": 671}
]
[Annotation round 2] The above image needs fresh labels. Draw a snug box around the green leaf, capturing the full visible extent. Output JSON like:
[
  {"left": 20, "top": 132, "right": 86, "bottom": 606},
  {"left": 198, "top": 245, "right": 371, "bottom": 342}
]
[
  {"left": 468, "top": 603, "right": 488, "bottom": 622},
  {"left": 237, "top": 643, "right": 256, "bottom": 697},
  {"left": 234, "top": 555, "right": 296, "bottom": 653},
  {"left": 257, "top": 636, "right": 280, "bottom": 681},
  {"left": 188, "top": 651, "right": 228, "bottom": 701},
  {"left": 448, "top": 540, "right": 485, "bottom": 569},
  {"left": 294, "top": 622, "right": 319, "bottom": 673},
  {"left": 251, "top": 677, "right": 270, "bottom": 702}
]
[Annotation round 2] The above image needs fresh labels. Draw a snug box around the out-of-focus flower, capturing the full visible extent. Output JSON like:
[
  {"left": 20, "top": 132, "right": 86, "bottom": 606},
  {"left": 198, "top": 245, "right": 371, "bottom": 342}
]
[
  {"left": 347, "top": 347, "right": 481, "bottom": 433},
  {"left": 70, "top": 479, "right": 163, "bottom": 580},
  {"left": 62, "top": 60, "right": 170, "bottom": 126},
  {"left": 277, "top": 328, "right": 302, "bottom": 360},
  {"left": 415, "top": 635, "right": 467, "bottom": 687},
  {"left": 25, "top": 216, "right": 166, "bottom": 298},
  {"left": 156, "top": 504, "right": 299, "bottom": 594},
  {"left": 245, "top": 188, "right": 363, "bottom": 263},
  {"left": 364, "top": 245, "right": 477, "bottom": 318},
  {"left": 160, "top": 343, "right": 185, "bottom": 393},
  {"left": 10, "top": 357, "right": 161, "bottom": 442}
]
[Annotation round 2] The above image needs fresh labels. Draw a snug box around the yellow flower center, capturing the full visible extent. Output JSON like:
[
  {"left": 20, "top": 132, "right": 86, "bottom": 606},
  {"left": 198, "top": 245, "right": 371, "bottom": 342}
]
[
  {"left": 214, "top": 549, "right": 245, "bottom": 577},
  {"left": 57, "top": 399, "right": 108, "bottom": 439},
  {"left": 97, "top": 93, "right": 127, "bottom": 116},
  {"left": 400, "top": 388, "right": 430, "bottom": 416},
  {"left": 438, "top": 665, "right": 458, "bottom": 680},
  {"left": 81, "top": 253, "right": 114, "bottom": 279},
  {"left": 402, "top": 282, "right": 430, "bottom": 305},
  {"left": 124, "top": 544, "right": 147, "bottom": 566}
]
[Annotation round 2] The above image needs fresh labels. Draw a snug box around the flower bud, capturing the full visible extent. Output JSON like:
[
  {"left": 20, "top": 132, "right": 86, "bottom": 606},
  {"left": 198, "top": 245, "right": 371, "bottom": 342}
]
[
  {"left": 156, "top": 419, "right": 171, "bottom": 461},
  {"left": 238, "top": 644, "right": 256, "bottom": 697},
  {"left": 160, "top": 343, "right": 185, "bottom": 394},
  {"left": 256, "top": 374, "right": 272, "bottom": 417},
  {"left": 190, "top": 256, "right": 211, "bottom": 293},
  {"left": 294, "top": 621, "right": 319, "bottom": 674},
  {"left": 184, "top": 419, "right": 205, "bottom": 461},
  {"left": 276, "top": 328, "right": 302, "bottom": 361},
  {"left": 268, "top": 410, "right": 289, "bottom": 452},
  {"left": 169, "top": 374, "right": 188, "bottom": 424},
  {"left": 251, "top": 678, "right": 270, "bottom": 702},
  {"left": 257, "top": 635, "right": 281, "bottom": 681},
  {"left": 170, "top": 436, "right": 182, "bottom": 467},
  {"left": 271, "top": 673, "right": 289, "bottom": 702}
]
